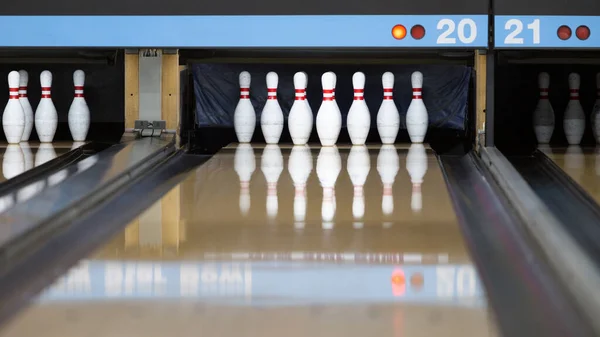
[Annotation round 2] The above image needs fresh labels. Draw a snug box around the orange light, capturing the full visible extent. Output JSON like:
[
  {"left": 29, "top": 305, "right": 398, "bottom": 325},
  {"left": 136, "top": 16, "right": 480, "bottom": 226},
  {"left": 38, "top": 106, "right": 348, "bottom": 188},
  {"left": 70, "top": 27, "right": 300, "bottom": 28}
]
[
  {"left": 557, "top": 25, "right": 572, "bottom": 40},
  {"left": 576, "top": 25, "right": 590, "bottom": 40},
  {"left": 391, "top": 269, "right": 406, "bottom": 296},
  {"left": 410, "top": 25, "right": 426, "bottom": 40},
  {"left": 392, "top": 25, "right": 407, "bottom": 40}
]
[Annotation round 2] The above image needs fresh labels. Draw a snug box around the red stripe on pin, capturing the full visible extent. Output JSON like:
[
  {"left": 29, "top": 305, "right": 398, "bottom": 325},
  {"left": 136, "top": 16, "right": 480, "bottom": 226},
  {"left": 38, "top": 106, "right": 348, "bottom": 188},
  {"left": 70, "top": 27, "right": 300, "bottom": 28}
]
[
  {"left": 267, "top": 88, "right": 277, "bottom": 93},
  {"left": 354, "top": 89, "right": 364, "bottom": 93},
  {"left": 383, "top": 88, "right": 393, "bottom": 93},
  {"left": 295, "top": 97, "right": 306, "bottom": 100},
  {"left": 240, "top": 94, "right": 250, "bottom": 99},
  {"left": 41, "top": 94, "right": 51, "bottom": 98},
  {"left": 75, "top": 94, "right": 84, "bottom": 98},
  {"left": 354, "top": 97, "right": 364, "bottom": 100},
  {"left": 295, "top": 89, "right": 305, "bottom": 93}
]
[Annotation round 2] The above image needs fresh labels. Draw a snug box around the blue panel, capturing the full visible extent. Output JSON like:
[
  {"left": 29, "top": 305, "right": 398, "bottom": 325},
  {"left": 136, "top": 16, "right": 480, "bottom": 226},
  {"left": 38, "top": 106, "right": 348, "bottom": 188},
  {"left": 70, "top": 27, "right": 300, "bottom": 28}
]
[
  {"left": 495, "top": 16, "right": 600, "bottom": 48},
  {"left": 0, "top": 15, "right": 487, "bottom": 48},
  {"left": 37, "top": 260, "right": 486, "bottom": 306}
]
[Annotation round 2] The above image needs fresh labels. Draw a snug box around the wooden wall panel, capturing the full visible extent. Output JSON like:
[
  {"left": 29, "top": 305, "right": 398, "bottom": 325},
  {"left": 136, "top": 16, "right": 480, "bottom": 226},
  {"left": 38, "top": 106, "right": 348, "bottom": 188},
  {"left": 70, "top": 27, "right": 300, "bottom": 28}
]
[{"left": 124, "top": 52, "right": 140, "bottom": 129}]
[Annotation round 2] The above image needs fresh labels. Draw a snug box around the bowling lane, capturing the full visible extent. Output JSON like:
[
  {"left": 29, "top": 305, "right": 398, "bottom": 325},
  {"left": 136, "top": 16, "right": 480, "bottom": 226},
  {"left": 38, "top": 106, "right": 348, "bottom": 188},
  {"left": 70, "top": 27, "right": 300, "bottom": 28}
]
[
  {"left": 0, "top": 144, "right": 499, "bottom": 337},
  {"left": 0, "top": 141, "right": 81, "bottom": 183},
  {"left": 539, "top": 145, "right": 600, "bottom": 202}
]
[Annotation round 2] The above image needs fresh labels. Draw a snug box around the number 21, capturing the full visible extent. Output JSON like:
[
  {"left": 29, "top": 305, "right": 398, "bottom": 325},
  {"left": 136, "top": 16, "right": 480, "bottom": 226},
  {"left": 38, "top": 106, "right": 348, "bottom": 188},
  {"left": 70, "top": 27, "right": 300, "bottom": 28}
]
[{"left": 504, "top": 19, "right": 540, "bottom": 44}]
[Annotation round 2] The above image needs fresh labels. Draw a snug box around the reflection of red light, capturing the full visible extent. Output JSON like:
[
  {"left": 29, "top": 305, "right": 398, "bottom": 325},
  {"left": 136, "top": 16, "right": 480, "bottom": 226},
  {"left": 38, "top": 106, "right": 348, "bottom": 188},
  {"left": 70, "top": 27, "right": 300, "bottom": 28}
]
[
  {"left": 410, "top": 273, "right": 424, "bottom": 291},
  {"left": 410, "top": 25, "right": 425, "bottom": 40},
  {"left": 392, "top": 25, "right": 407, "bottom": 40},
  {"left": 576, "top": 25, "right": 591, "bottom": 40},
  {"left": 558, "top": 25, "right": 572, "bottom": 40},
  {"left": 391, "top": 269, "right": 406, "bottom": 296}
]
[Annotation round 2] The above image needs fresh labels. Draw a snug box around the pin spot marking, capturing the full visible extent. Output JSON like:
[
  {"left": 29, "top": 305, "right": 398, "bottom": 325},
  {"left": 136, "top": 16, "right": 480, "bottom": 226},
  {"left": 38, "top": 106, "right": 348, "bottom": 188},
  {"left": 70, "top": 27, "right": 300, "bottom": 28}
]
[{"left": 392, "top": 24, "right": 407, "bottom": 40}]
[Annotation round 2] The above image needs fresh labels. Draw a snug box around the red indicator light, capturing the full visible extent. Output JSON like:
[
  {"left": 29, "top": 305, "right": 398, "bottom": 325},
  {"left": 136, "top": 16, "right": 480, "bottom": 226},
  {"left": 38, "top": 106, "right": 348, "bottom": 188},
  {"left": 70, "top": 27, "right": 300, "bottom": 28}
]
[
  {"left": 410, "top": 25, "right": 426, "bottom": 40},
  {"left": 410, "top": 273, "right": 424, "bottom": 291},
  {"left": 391, "top": 269, "right": 406, "bottom": 296},
  {"left": 576, "top": 25, "right": 591, "bottom": 40},
  {"left": 557, "top": 25, "right": 572, "bottom": 40},
  {"left": 392, "top": 24, "right": 407, "bottom": 40}
]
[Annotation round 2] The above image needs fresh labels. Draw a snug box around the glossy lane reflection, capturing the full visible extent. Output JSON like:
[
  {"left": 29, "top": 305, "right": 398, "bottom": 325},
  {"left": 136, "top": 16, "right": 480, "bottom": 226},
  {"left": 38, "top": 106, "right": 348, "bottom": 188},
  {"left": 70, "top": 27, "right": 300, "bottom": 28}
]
[
  {"left": 546, "top": 146, "right": 600, "bottom": 204},
  {"left": 0, "top": 144, "right": 499, "bottom": 337}
]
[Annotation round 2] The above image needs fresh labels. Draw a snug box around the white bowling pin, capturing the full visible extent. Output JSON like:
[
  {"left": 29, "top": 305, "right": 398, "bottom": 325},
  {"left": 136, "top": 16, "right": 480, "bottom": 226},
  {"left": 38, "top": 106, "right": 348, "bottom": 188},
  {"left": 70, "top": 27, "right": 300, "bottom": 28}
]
[
  {"left": 3, "top": 71, "right": 25, "bottom": 144},
  {"left": 377, "top": 145, "right": 399, "bottom": 216},
  {"left": 406, "top": 144, "right": 428, "bottom": 212},
  {"left": 260, "top": 72, "right": 284, "bottom": 144},
  {"left": 347, "top": 145, "right": 370, "bottom": 226},
  {"left": 18, "top": 70, "right": 33, "bottom": 142},
  {"left": 2, "top": 144, "right": 24, "bottom": 179},
  {"left": 347, "top": 72, "right": 371, "bottom": 145},
  {"left": 563, "top": 73, "right": 585, "bottom": 145},
  {"left": 234, "top": 143, "right": 256, "bottom": 216},
  {"left": 316, "top": 72, "right": 342, "bottom": 146},
  {"left": 288, "top": 72, "right": 313, "bottom": 145},
  {"left": 68, "top": 70, "right": 91, "bottom": 142},
  {"left": 406, "top": 71, "right": 429, "bottom": 143},
  {"left": 35, "top": 71, "right": 58, "bottom": 143},
  {"left": 35, "top": 143, "right": 56, "bottom": 166},
  {"left": 234, "top": 71, "right": 256, "bottom": 143},
  {"left": 316, "top": 146, "right": 341, "bottom": 229},
  {"left": 261, "top": 144, "right": 283, "bottom": 219},
  {"left": 533, "top": 72, "right": 555, "bottom": 144},
  {"left": 288, "top": 145, "right": 313, "bottom": 229},
  {"left": 591, "top": 73, "right": 600, "bottom": 143},
  {"left": 377, "top": 72, "right": 400, "bottom": 144}
]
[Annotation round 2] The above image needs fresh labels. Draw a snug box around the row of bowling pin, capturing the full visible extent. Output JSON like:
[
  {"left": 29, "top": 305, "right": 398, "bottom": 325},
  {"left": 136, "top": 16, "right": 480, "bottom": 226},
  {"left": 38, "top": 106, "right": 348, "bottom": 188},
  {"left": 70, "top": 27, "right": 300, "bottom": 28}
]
[
  {"left": 234, "top": 144, "right": 428, "bottom": 229},
  {"left": 234, "top": 71, "right": 429, "bottom": 146},
  {"left": 533, "top": 72, "right": 600, "bottom": 145},
  {"left": 0, "top": 142, "right": 96, "bottom": 214},
  {"left": 3, "top": 70, "right": 90, "bottom": 144}
]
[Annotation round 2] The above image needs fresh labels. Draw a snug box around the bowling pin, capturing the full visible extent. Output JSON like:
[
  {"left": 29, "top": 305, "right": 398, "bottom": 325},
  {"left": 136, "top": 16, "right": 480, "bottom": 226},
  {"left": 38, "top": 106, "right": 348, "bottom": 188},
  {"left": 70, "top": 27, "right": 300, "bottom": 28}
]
[
  {"left": 591, "top": 73, "right": 600, "bottom": 143},
  {"left": 233, "top": 71, "right": 256, "bottom": 143},
  {"left": 347, "top": 145, "right": 370, "bottom": 228},
  {"left": 347, "top": 72, "right": 371, "bottom": 145},
  {"left": 234, "top": 143, "right": 255, "bottom": 216},
  {"left": 377, "top": 72, "right": 400, "bottom": 144},
  {"left": 316, "top": 72, "right": 342, "bottom": 146},
  {"left": 563, "top": 73, "right": 585, "bottom": 145},
  {"left": 260, "top": 72, "right": 284, "bottom": 144},
  {"left": 533, "top": 72, "right": 555, "bottom": 144},
  {"left": 316, "top": 146, "right": 341, "bottom": 229},
  {"left": 18, "top": 70, "right": 33, "bottom": 142},
  {"left": 68, "top": 70, "right": 91, "bottom": 142},
  {"left": 288, "top": 72, "right": 313, "bottom": 145},
  {"left": 35, "top": 70, "right": 58, "bottom": 143},
  {"left": 3, "top": 71, "right": 25, "bottom": 144},
  {"left": 261, "top": 144, "right": 283, "bottom": 219},
  {"left": 288, "top": 145, "right": 313, "bottom": 229},
  {"left": 377, "top": 145, "right": 399, "bottom": 216},
  {"left": 406, "top": 71, "right": 429, "bottom": 143},
  {"left": 406, "top": 144, "right": 428, "bottom": 212}
]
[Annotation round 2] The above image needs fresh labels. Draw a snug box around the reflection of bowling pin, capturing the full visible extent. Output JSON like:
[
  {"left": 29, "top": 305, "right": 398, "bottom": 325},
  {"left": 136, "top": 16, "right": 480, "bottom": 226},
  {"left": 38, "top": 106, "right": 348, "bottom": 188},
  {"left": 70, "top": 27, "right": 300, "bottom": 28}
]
[
  {"left": 288, "top": 145, "right": 313, "bottom": 229},
  {"left": 288, "top": 72, "right": 313, "bottom": 145},
  {"left": 533, "top": 72, "right": 555, "bottom": 144},
  {"left": 564, "top": 73, "right": 585, "bottom": 145},
  {"left": 71, "top": 141, "right": 85, "bottom": 150},
  {"left": 317, "top": 146, "right": 341, "bottom": 229},
  {"left": 20, "top": 142, "right": 33, "bottom": 170},
  {"left": 406, "top": 144, "right": 428, "bottom": 212},
  {"left": 3, "top": 144, "right": 25, "bottom": 179},
  {"left": 234, "top": 144, "right": 255, "bottom": 216},
  {"left": 537, "top": 144, "right": 554, "bottom": 160},
  {"left": 77, "top": 155, "right": 98, "bottom": 173},
  {"left": 565, "top": 145, "right": 584, "bottom": 170},
  {"left": 377, "top": 145, "right": 399, "bottom": 217},
  {"left": 233, "top": 71, "right": 256, "bottom": 143},
  {"left": 316, "top": 72, "right": 342, "bottom": 146},
  {"left": 17, "top": 180, "right": 45, "bottom": 203},
  {"left": 260, "top": 72, "right": 284, "bottom": 144},
  {"left": 35, "top": 143, "right": 57, "bottom": 166},
  {"left": 48, "top": 168, "right": 68, "bottom": 186},
  {"left": 261, "top": 145, "right": 283, "bottom": 219},
  {"left": 347, "top": 145, "right": 370, "bottom": 228}
]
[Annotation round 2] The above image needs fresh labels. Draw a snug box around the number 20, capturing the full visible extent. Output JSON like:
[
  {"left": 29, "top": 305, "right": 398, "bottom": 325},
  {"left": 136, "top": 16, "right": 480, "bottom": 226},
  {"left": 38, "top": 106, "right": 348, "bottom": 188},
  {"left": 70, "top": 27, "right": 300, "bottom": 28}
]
[
  {"left": 437, "top": 18, "right": 477, "bottom": 44},
  {"left": 504, "top": 19, "right": 541, "bottom": 44}
]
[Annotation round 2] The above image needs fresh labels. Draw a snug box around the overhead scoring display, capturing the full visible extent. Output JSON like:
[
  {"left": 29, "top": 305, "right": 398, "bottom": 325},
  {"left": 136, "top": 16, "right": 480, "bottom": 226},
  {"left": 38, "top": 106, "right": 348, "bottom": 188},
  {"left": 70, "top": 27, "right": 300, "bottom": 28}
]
[
  {"left": 495, "top": 16, "right": 599, "bottom": 48},
  {"left": 0, "top": 15, "right": 488, "bottom": 48}
]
